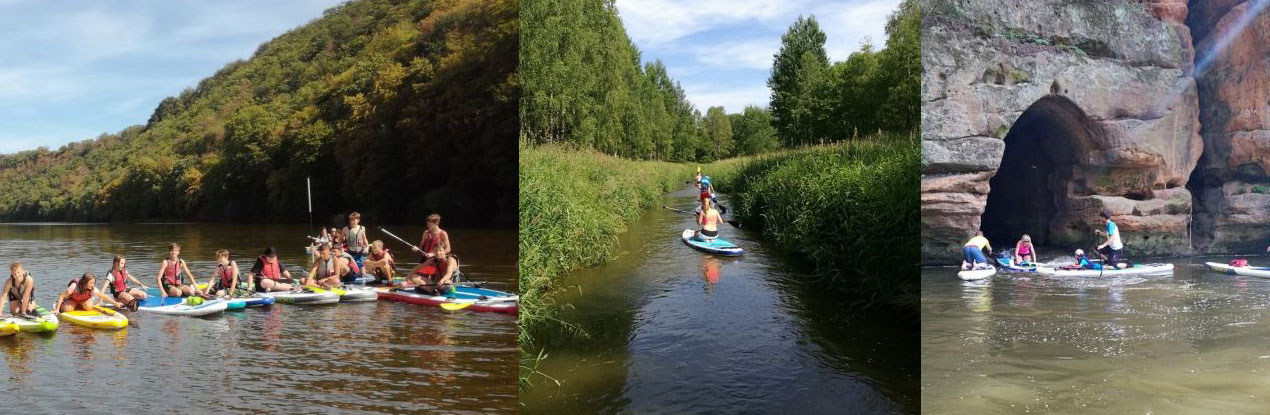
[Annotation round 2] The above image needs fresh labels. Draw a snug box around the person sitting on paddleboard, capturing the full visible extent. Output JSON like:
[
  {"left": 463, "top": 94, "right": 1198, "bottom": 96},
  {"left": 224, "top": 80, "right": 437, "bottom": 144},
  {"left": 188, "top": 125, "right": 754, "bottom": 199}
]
[
  {"left": 1095, "top": 210, "right": 1124, "bottom": 269},
  {"left": 364, "top": 240, "right": 396, "bottom": 284},
  {"left": 251, "top": 246, "right": 294, "bottom": 292},
  {"left": 696, "top": 197, "right": 723, "bottom": 241},
  {"left": 962, "top": 231, "right": 992, "bottom": 270},
  {"left": 331, "top": 244, "right": 363, "bottom": 285},
  {"left": 1073, "top": 249, "right": 1102, "bottom": 270},
  {"left": 207, "top": 249, "right": 245, "bottom": 298},
  {"left": 55, "top": 272, "right": 123, "bottom": 312},
  {"left": 102, "top": 256, "right": 147, "bottom": 311},
  {"left": 156, "top": 243, "right": 206, "bottom": 299},
  {"left": 698, "top": 175, "right": 725, "bottom": 214},
  {"left": 0, "top": 262, "right": 38, "bottom": 317},
  {"left": 343, "top": 212, "right": 370, "bottom": 271},
  {"left": 1014, "top": 235, "right": 1036, "bottom": 266},
  {"left": 409, "top": 243, "right": 459, "bottom": 295},
  {"left": 304, "top": 244, "right": 347, "bottom": 290},
  {"left": 412, "top": 213, "right": 451, "bottom": 263}
]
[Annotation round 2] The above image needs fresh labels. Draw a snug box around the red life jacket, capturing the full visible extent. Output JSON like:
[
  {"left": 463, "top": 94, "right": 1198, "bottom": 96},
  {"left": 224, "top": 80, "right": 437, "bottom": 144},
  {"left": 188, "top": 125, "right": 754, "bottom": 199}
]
[
  {"left": 421, "top": 231, "right": 440, "bottom": 255},
  {"left": 163, "top": 259, "right": 182, "bottom": 285},
  {"left": 257, "top": 256, "right": 281, "bottom": 280},
  {"left": 67, "top": 279, "right": 93, "bottom": 303},
  {"left": 111, "top": 268, "right": 128, "bottom": 292},
  {"left": 217, "top": 263, "right": 235, "bottom": 287},
  {"left": 371, "top": 248, "right": 395, "bottom": 268}
]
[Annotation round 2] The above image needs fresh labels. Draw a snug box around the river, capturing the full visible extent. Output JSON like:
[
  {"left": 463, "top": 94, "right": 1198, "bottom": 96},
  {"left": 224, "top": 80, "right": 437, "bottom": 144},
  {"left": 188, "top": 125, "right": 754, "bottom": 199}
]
[
  {"left": 922, "top": 255, "right": 1270, "bottom": 413},
  {"left": 0, "top": 223, "right": 516, "bottom": 414},
  {"left": 522, "top": 188, "right": 918, "bottom": 414}
]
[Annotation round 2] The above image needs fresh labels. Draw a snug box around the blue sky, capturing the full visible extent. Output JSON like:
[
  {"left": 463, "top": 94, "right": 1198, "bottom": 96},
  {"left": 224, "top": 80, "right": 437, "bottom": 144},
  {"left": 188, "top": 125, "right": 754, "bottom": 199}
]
[
  {"left": 616, "top": 0, "right": 900, "bottom": 114},
  {"left": 0, "top": 0, "right": 344, "bottom": 154}
]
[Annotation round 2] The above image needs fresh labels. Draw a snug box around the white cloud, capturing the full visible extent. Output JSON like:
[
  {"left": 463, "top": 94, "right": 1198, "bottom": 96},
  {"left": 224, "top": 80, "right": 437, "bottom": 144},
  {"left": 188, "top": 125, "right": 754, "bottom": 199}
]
[
  {"left": 616, "top": 0, "right": 812, "bottom": 46},
  {"left": 693, "top": 39, "right": 780, "bottom": 70},
  {"left": 685, "top": 85, "right": 771, "bottom": 113},
  {"left": 815, "top": 0, "right": 899, "bottom": 61}
]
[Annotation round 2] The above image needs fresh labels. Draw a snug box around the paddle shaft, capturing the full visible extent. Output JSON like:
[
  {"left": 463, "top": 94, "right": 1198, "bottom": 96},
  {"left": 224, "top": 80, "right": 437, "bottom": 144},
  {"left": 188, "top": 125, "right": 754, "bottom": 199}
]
[{"left": 661, "top": 206, "right": 740, "bottom": 228}]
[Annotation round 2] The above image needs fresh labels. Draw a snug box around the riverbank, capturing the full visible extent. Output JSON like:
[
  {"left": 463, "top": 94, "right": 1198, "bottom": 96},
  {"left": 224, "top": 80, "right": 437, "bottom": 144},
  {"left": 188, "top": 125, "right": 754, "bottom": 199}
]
[
  {"left": 518, "top": 144, "right": 691, "bottom": 382},
  {"left": 707, "top": 134, "right": 920, "bottom": 313}
]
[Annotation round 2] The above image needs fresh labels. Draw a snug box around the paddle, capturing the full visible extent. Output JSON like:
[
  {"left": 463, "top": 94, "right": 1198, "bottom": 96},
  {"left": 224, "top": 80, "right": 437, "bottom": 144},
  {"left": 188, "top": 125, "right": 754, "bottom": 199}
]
[{"left": 661, "top": 206, "right": 741, "bottom": 228}]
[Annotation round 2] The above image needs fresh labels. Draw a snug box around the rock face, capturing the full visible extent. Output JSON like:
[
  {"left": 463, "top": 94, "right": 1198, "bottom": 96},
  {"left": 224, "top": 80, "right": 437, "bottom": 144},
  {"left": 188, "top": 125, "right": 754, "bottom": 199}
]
[
  {"left": 1188, "top": 0, "right": 1270, "bottom": 253},
  {"left": 921, "top": 0, "right": 1203, "bottom": 263}
]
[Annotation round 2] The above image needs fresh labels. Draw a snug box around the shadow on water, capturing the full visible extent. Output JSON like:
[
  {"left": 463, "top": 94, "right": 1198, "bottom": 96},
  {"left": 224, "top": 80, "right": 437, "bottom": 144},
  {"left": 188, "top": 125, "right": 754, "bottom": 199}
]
[
  {"left": 524, "top": 188, "right": 917, "bottom": 414},
  {"left": 0, "top": 223, "right": 516, "bottom": 415}
]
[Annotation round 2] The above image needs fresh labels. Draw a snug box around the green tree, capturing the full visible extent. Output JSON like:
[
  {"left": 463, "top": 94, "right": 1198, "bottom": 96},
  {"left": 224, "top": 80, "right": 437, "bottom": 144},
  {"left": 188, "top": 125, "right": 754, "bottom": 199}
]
[
  {"left": 731, "top": 106, "right": 780, "bottom": 155},
  {"left": 703, "top": 106, "right": 734, "bottom": 160},
  {"left": 768, "top": 15, "right": 829, "bottom": 147},
  {"left": 876, "top": 0, "right": 920, "bottom": 132}
]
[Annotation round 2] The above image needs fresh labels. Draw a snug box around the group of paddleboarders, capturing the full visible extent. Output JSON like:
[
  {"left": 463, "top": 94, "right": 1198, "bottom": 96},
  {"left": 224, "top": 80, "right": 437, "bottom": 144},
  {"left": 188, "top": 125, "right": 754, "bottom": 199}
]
[
  {"left": 961, "top": 210, "right": 1127, "bottom": 271},
  {"left": 306, "top": 212, "right": 461, "bottom": 295}
]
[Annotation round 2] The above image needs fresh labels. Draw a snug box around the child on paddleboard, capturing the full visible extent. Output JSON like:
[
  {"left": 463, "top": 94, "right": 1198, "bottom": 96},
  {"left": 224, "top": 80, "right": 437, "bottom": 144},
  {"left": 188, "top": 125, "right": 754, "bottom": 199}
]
[
  {"left": 304, "top": 244, "right": 348, "bottom": 289},
  {"left": 103, "top": 255, "right": 147, "bottom": 311},
  {"left": 252, "top": 246, "right": 295, "bottom": 292},
  {"left": 413, "top": 213, "right": 451, "bottom": 263},
  {"left": 207, "top": 249, "right": 245, "bottom": 298},
  {"left": 0, "top": 262, "right": 38, "bottom": 317},
  {"left": 343, "top": 212, "right": 370, "bottom": 270},
  {"left": 55, "top": 272, "right": 123, "bottom": 312},
  {"left": 364, "top": 240, "right": 396, "bottom": 284},
  {"left": 156, "top": 242, "right": 206, "bottom": 299},
  {"left": 408, "top": 243, "right": 459, "bottom": 295}
]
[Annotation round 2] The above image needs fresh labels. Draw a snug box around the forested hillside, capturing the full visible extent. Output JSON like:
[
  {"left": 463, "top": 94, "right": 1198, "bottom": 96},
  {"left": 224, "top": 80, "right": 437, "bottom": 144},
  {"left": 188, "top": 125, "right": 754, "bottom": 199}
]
[{"left": 0, "top": 0, "right": 518, "bottom": 226}]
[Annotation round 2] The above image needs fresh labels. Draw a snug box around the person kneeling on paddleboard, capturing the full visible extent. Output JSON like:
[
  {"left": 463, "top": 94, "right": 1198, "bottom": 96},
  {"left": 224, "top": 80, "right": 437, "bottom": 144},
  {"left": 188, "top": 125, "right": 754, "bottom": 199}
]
[
  {"left": 1014, "top": 235, "right": 1036, "bottom": 266},
  {"left": 364, "top": 240, "right": 396, "bottom": 284},
  {"left": 962, "top": 231, "right": 993, "bottom": 270},
  {"left": 304, "top": 244, "right": 348, "bottom": 290},
  {"left": 1095, "top": 210, "right": 1124, "bottom": 269},
  {"left": 251, "top": 246, "right": 295, "bottom": 292},
  {"left": 408, "top": 243, "right": 459, "bottom": 295},
  {"left": 331, "top": 244, "right": 362, "bottom": 285},
  {"left": 156, "top": 243, "right": 208, "bottom": 300},
  {"left": 0, "top": 262, "right": 38, "bottom": 317},
  {"left": 55, "top": 273, "right": 123, "bottom": 312},
  {"left": 102, "top": 256, "right": 147, "bottom": 311},
  {"left": 696, "top": 198, "right": 723, "bottom": 241},
  {"left": 207, "top": 249, "right": 246, "bottom": 298}
]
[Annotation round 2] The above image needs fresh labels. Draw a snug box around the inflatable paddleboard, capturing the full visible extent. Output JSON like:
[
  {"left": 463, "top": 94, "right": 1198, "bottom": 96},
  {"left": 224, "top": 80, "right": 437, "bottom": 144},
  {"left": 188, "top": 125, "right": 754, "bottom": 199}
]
[{"left": 680, "top": 229, "right": 743, "bottom": 256}]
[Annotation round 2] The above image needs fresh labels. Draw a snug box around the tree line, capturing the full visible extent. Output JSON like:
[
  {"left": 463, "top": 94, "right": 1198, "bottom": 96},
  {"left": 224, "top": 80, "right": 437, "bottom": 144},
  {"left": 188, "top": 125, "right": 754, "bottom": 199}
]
[
  {"left": 0, "top": 0, "right": 518, "bottom": 226},
  {"left": 521, "top": 0, "right": 919, "bottom": 162}
]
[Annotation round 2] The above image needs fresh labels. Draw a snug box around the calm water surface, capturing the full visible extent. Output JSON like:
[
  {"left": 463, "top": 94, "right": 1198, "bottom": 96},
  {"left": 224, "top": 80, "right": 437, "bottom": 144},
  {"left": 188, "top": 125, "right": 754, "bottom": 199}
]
[
  {"left": 523, "top": 189, "right": 917, "bottom": 414},
  {"left": 0, "top": 223, "right": 516, "bottom": 414},
  {"left": 923, "top": 256, "right": 1270, "bottom": 414}
]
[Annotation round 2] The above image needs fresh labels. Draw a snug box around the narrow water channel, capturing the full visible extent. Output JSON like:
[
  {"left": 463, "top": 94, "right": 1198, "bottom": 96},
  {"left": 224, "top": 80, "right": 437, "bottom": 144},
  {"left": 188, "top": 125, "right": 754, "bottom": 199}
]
[{"left": 524, "top": 188, "right": 917, "bottom": 414}]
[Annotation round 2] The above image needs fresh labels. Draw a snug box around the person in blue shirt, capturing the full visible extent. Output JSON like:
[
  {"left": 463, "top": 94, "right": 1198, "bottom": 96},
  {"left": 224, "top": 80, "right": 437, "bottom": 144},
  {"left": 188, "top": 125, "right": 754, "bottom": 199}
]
[
  {"left": 1095, "top": 210, "right": 1124, "bottom": 268},
  {"left": 1073, "top": 249, "right": 1102, "bottom": 270}
]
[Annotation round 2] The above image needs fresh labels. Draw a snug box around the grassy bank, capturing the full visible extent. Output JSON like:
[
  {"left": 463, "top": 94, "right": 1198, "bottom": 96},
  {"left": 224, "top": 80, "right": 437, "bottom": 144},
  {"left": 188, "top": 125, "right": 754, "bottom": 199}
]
[
  {"left": 519, "top": 143, "right": 692, "bottom": 385},
  {"left": 707, "top": 134, "right": 920, "bottom": 313}
]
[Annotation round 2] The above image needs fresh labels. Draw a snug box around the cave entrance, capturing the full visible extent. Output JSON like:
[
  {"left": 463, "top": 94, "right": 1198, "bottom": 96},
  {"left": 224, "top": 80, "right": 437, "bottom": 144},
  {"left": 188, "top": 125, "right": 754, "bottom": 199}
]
[{"left": 981, "top": 95, "right": 1089, "bottom": 249}]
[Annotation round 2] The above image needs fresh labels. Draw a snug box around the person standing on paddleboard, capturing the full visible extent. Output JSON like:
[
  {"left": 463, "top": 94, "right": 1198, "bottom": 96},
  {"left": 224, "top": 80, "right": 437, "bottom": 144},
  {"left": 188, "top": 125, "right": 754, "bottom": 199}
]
[
  {"left": 962, "top": 230, "right": 992, "bottom": 270},
  {"left": 696, "top": 198, "right": 724, "bottom": 241},
  {"left": 1095, "top": 210, "right": 1124, "bottom": 269},
  {"left": 102, "top": 256, "right": 147, "bottom": 311},
  {"left": 413, "top": 213, "right": 452, "bottom": 264},
  {"left": 0, "top": 262, "right": 38, "bottom": 317},
  {"left": 251, "top": 246, "right": 295, "bottom": 292},
  {"left": 55, "top": 272, "right": 123, "bottom": 312},
  {"left": 343, "top": 212, "right": 370, "bottom": 271}
]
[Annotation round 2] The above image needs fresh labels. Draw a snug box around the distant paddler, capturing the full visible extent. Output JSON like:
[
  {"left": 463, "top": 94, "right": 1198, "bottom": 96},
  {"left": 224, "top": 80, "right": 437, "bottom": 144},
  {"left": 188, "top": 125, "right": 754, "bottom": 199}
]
[
  {"left": 251, "top": 246, "right": 295, "bottom": 292},
  {"left": 961, "top": 230, "right": 993, "bottom": 271},
  {"left": 102, "top": 256, "right": 147, "bottom": 310},
  {"left": 55, "top": 272, "right": 124, "bottom": 312},
  {"left": 156, "top": 243, "right": 208, "bottom": 299},
  {"left": 0, "top": 262, "right": 39, "bottom": 317}
]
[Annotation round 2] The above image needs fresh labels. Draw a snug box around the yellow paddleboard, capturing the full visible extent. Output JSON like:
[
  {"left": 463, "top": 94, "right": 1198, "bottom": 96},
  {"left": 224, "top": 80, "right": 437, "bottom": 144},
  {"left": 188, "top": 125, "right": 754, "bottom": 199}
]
[
  {"left": 61, "top": 307, "right": 128, "bottom": 330},
  {"left": 0, "top": 320, "right": 17, "bottom": 336}
]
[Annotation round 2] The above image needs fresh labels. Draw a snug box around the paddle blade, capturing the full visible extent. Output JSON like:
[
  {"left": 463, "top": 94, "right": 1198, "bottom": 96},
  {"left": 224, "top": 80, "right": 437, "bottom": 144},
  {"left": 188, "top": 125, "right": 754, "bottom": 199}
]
[{"left": 440, "top": 302, "right": 472, "bottom": 311}]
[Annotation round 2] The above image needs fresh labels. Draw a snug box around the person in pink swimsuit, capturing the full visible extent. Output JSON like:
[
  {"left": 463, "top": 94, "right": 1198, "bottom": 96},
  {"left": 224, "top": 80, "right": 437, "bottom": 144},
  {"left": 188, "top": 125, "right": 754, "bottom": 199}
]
[{"left": 1014, "top": 234, "right": 1036, "bottom": 265}]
